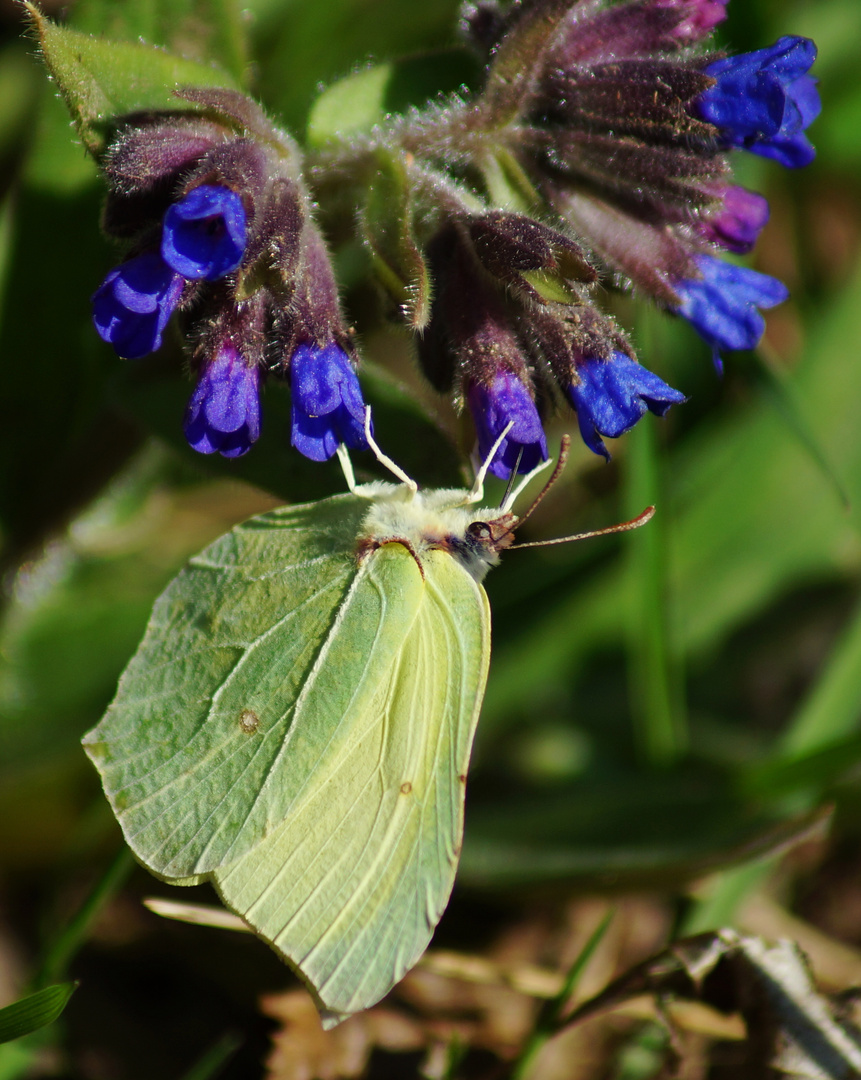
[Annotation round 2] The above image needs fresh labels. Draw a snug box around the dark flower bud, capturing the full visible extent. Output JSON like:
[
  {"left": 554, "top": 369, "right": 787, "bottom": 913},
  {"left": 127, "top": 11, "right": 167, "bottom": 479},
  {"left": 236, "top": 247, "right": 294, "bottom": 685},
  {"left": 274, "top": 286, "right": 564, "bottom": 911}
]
[
  {"left": 101, "top": 116, "right": 230, "bottom": 239},
  {"left": 419, "top": 227, "right": 549, "bottom": 478},
  {"left": 240, "top": 177, "right": 305, "bottom": 284},
  {"left": 161, "top": 184, "right": 247, "bottom": 280},
  {"left": 673, "top": 254, "right": 789, "bottom": 368},
  {"left": 551, "top": 188, "right": 698, "bottom": 305},
  {"left": 178, "top": 138, "right": 270, "bottom": 217},
  {"left": 91, "top": 251, "right": 184, "bottom": 359},
  {"left": 546, "top": 0, "right": 718, "bottom": 70},
  {"left": 694, "top": 36, "right": 820, "bottom": 168},
  {"left": 532, "top": 59, "right": 721, "bottom": 228},
  {"left": 184, "top": 342, "right": 262, "bottom": 459},
  {"left": 289, "top": 344, "right": 368, "bottom": 462},
  {"left": 413, "top": 228, "right": 459, "bottom": 393},
  {"left": 278, "top": 220, "right": 352, "bottom": 357},
  {"left": 175, "top": 87, "right": 282, "bottom": 144},
  {"left": 102, "top": 116, "right": 226, "bottom": 195},
  {"left": 467, "top": 211, "right": 596, "bottom": 301}
]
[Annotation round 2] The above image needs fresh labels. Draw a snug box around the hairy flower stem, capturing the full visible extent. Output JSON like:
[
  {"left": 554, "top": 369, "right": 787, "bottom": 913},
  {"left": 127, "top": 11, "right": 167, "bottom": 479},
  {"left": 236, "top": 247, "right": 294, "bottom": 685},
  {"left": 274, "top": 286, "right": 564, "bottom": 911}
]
[{"left": 306, "top": 100, "right": 523, "bottom": 200}]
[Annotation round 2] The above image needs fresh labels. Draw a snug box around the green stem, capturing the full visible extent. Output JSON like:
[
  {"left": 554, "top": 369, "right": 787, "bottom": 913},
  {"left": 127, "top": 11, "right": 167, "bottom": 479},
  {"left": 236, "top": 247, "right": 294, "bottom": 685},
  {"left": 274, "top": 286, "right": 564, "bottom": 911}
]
[
  {"left": 35, "top": 847, "right": 134, "bottom": 989},
  {"left": 511, "top": 910, "right": 614, "bottom": 1080},
  {"left": 624, "top": 414, "right": 687, "bottom": 766}
]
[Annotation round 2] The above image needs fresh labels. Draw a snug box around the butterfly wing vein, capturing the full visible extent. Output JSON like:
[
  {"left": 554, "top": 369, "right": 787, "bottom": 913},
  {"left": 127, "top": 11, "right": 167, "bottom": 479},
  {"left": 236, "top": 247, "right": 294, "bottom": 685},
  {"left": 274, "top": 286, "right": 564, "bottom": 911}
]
[{"left": 211, "top": 546, "right": 491, "bottom": 1020}]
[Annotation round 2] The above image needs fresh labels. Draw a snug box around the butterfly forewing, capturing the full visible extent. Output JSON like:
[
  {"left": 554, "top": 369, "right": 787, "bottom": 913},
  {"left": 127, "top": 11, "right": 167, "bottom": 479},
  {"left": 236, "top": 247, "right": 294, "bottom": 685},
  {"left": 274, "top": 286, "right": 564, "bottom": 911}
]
[
  {"left": 210, "top": 545, "right": 491, "bottom": 1024},
  {"left": 83, "top": 494, "right": 380, "bottom": 879}
]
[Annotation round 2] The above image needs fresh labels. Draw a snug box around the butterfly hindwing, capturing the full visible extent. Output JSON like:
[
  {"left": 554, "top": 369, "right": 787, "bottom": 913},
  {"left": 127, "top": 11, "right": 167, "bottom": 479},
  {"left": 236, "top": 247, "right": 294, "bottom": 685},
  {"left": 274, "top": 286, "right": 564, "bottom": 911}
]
[{"left": 210, "top": 545, "right": 491, "bottom": 1023}]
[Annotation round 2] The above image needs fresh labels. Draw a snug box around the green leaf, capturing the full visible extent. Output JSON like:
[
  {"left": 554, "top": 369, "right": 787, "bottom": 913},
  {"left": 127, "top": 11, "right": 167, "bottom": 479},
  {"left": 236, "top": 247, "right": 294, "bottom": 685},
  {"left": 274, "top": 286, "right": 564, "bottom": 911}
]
[
  {"left": 70, "top": 0, "right": 248, "bottom": 85},
  {"left": 461, "top": 772, "right": 825, "bottom": 890},
  {"left": 307, "top": 50, "right": 480, "bottom": 149},
  {"left": 512, "top": 910, "right": 614, "bottom": 1079},
  {"left": 307, "top": 64, "right": 393, "bottom": 148},
  {"left": 775, "top": 590, "right": 861, "bottom": 764},
  {"left": 256, "top": 0, "right": 462, "bottom": 133},
  {"left": 363, "top": 150, "right": 432, "bottom": 330},
  {"left": 750, "top": 344, "right": 849, "bottom": 512},
  {"left": 26, "top": 6, "right": 239, "bottom": 157},
  {"left": 742, "top": 730, "right": 861, "bottom": 801},
  {"left": 480, "top": 149, "right": 542, "bottom": 213},
  {"left": 0, "top": 984, "right": 76, "bottom": 1045}
]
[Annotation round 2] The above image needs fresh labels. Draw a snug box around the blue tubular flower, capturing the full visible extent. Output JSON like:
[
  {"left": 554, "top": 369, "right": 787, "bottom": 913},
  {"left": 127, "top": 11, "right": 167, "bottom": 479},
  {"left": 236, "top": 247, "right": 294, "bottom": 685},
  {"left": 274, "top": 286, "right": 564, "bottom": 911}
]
[
  {"left": 699, "top": 185, "right": 770, "bottom": 255},
  {"left": 568, "top": 353, "right": 686, "bottom": 461},
  {"left": 467, "top": 372, "right": 549, "bottom": 480},
  {"left": 92, "top": 251, "right": 183, "bottom": 359},
  {"left": 184, "top": 344, "right": 261, "bottom": 458},
  {"left": 695, "top": 36, "right": 820, "bottom": 168},
  {"left": 162, "top": 184, "right": 247, "bottom": 280},
  {"left": 290, "top": 343, "right": 368, "bottom": 462},
  {"left": 674, "top": 254, "right": 789, "bottom": 365}
]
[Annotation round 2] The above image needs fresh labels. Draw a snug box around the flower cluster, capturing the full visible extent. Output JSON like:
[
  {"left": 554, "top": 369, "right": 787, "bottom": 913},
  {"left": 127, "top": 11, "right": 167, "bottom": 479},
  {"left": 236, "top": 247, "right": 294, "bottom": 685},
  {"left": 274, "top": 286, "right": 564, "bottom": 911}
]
[
  {"left": 511, "top": 2, "right": 818, "bottom": 374},
  {"left": 92, "top": 90, "right": 367, "bottom": 460},
  {"left": 400, "top": 0, "right": 818, "bottom": 473},
  {"left": 90, "top": 2, "right": 819, "bottom": 478},
  {"left": 446, "top": 0, "right": 817, "bottom": 467}
]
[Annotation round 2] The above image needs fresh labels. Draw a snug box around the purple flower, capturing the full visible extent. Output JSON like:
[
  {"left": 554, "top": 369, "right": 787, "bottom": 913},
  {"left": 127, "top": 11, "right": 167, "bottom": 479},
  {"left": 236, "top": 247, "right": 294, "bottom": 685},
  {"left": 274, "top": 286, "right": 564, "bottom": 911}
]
[
  {"left": 290, "top": 343, "right": 368, "bottom": 462},
  {"left": 674, "top": 254, "right": 789, "bottom": 366},
  {"left": 162, "top": 184, "right": 247, "bottom": 280},
  {"left": 184, "top": 344, "right": 261, "bottom": 458},
  {"left": 568, "top": 353, "right": 686, "bottom": 461},
  {"left": 467, "top": 372, "right": 548, "bottom": 480},
  {"left": 92, "top": 251, "right": 183, "bottom": 359},
  {"left": 695, "top": 36, "right": 820, "bottom": 168},
  {"left": 698, "top": 185, "right": 770, "bottom": 254},
  {"left": 658, "top": 0, "right": 729, "bottom": 43}
]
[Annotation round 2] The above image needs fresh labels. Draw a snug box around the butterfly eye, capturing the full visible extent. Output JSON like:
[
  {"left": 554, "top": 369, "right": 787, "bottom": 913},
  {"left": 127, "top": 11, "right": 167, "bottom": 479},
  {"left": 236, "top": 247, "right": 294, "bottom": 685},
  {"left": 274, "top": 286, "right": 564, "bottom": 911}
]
[{"left": 467, "top": 521, "right": 492, "bottom": 541}]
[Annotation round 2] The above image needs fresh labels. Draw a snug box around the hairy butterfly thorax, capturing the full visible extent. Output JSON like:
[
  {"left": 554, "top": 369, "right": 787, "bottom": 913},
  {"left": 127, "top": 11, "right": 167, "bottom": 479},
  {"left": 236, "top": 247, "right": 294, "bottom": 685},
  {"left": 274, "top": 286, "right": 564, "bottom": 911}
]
[{"left": 354, "top": 484, "right": 518, "bottom": 582}]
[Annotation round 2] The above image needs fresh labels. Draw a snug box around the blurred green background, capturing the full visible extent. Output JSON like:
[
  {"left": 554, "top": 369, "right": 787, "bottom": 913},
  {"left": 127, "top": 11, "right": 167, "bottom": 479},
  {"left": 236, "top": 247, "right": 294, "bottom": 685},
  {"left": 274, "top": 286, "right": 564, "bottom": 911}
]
[{"left": 1, "top": 0, "right": 860, "bottom": 1076}]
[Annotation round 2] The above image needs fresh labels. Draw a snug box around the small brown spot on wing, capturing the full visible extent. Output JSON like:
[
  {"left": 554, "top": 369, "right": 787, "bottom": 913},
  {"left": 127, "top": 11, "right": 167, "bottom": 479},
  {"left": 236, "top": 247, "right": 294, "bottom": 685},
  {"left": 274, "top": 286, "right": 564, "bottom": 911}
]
[
  {"left": 239, "top": 709, "right": 259, "bottom": 734},
  {"left": 400, "top": 781, "right": 413, "bottom": 795},
  {"left": 458, "top": 774, "right": 467, "bottom": 784}
]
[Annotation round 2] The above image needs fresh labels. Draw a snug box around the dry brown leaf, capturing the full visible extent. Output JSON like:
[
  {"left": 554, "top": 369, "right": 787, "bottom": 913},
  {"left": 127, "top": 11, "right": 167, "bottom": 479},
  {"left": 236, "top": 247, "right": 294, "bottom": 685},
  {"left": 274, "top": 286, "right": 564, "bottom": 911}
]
[
  {"left": 261, "top": 989, "right": 425, "bottom": 1080},
  {"left": 738, "top": 891, "right": 861, "bottom": 991}
]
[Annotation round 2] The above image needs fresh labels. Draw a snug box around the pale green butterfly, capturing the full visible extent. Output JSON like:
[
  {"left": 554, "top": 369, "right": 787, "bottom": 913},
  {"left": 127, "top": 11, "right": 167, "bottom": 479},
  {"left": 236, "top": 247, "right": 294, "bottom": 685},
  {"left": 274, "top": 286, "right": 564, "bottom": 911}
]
[{"left": 83, "top": 420, "right": 652, "bottom": 1027}]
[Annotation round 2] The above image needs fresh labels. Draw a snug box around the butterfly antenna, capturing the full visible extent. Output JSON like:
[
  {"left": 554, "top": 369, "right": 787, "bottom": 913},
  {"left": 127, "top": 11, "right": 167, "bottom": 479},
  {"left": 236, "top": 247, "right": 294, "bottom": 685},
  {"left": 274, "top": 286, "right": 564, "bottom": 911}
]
[
  {"left": 497, "top": 435, "right": 571, "bottom": 528},
  {"left": 512, "top": 503, "right": 656, "bottom": 550},
  {"left": 500, "top": 449, "right": 559, "bottom": 516},
  {"left": 362, "top": 407, "right": 418, "bottom": 495}
]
